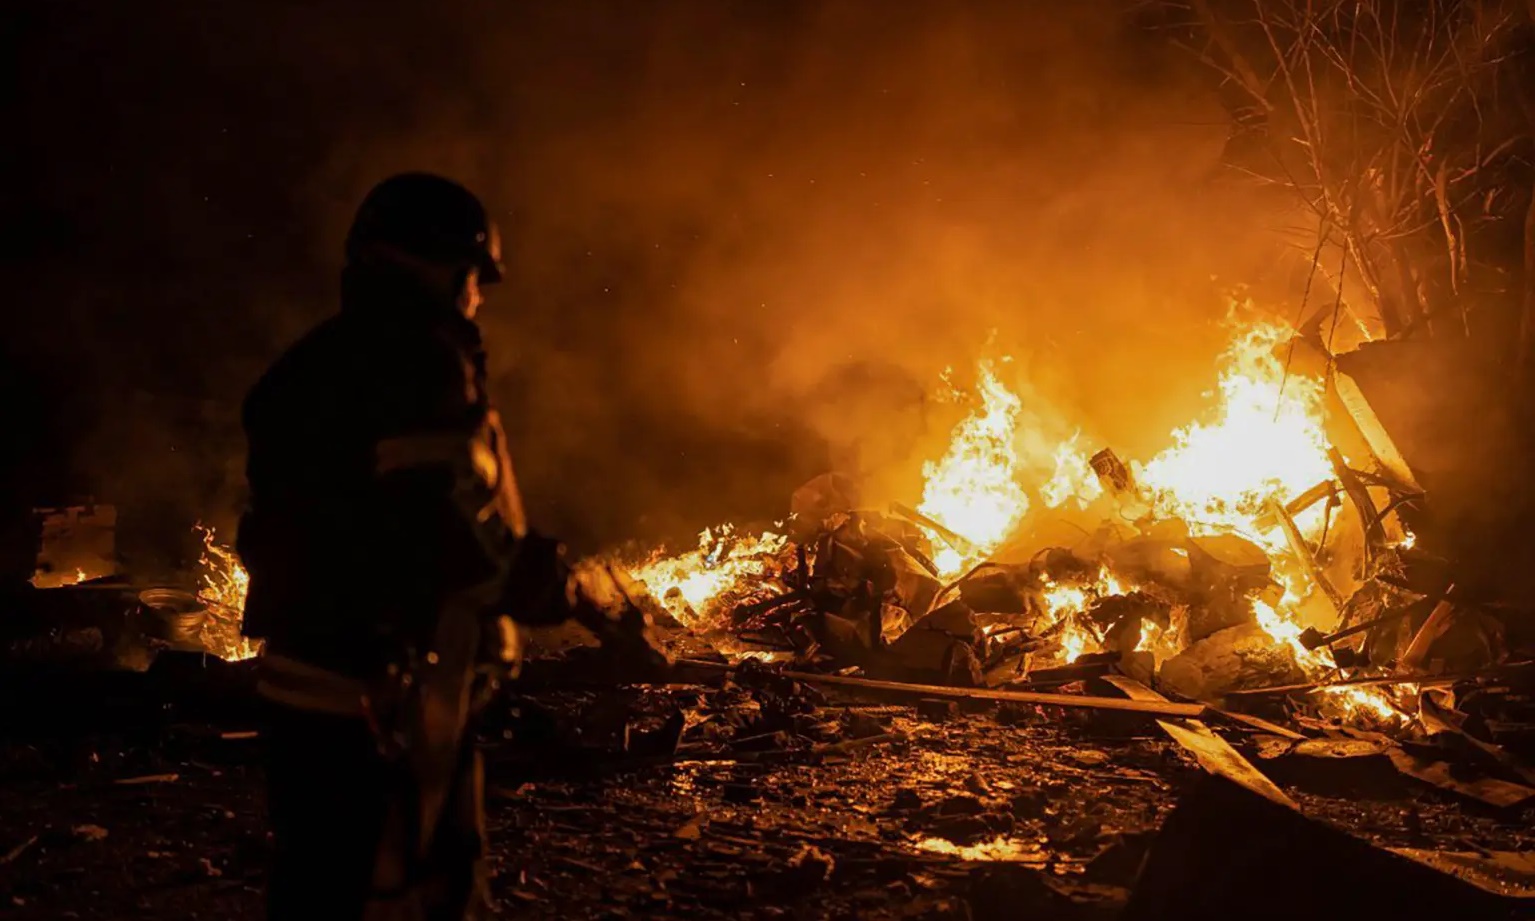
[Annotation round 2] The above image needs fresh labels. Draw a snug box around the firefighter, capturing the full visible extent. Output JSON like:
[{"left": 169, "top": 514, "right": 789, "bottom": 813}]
[{"left": 236, "top": 172, "right": 666, "bottom": 920}]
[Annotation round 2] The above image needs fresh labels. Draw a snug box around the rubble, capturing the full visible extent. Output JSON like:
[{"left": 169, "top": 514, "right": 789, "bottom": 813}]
[
  {"left": 12, "top": 317, "right": 1535, "bottom": 918},
  {"left": 880, "top": 602, "right": 984, "bottom": 686},
  {"left": 30, "top": 504, "right": 118, "bottom": 588},
  {"left": 1096, "top": 674, "right": 1295, "bottom": 808},
  {"left": 608, "top": 326, "right": 1531, "bottom": 752},
  {"left": 1123, "top": 775, "right": 1531, "bottom": 921},
  {"left": 1158, "top": 622, "right": 1308, "bottom": 702}
]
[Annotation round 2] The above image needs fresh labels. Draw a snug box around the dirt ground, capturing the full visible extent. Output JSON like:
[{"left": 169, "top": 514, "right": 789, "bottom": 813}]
[{"left": 2, "top": 671, "right": 1532, "bottom": 921}]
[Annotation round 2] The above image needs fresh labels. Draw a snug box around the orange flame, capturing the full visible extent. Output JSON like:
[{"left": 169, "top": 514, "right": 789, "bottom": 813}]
[
  {"left": 194, "top": 526, "right": 260, "bottom": 661},
  {"left": 625, "top": 525, "right": 790, "bottom": 629},
  {"left": 621, "top": 308, "right": 1406, "bottom": 725},
  {"left": 1136, "top": 321, "right": 1333, "bottom": 545},
  {"left": 915, "top": 360, "right": 1030, "bottom": 577},
  {"left": 1039, "top": 434, "right": 1103, "bottom": 510}
]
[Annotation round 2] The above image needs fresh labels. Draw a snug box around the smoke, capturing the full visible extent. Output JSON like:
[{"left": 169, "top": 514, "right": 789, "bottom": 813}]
[{"left": 11, "top": 0, "right": 1301, "bottom": 556}]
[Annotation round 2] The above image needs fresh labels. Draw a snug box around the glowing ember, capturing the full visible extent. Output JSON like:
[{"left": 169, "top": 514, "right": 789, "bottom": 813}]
[
  {"left": 1253, "top": 599, "right": 1408, "bottom": 723},
  {"left": 914, "top": 835, "right": 1045, "bottom": 862},
  {"left": 1038, "top": 568, "right": 1129, "bottom": 664},
  {"left": 626, "top": 525, "right": 789, "bottom": 629},
  {"left": 194, "top": 526, "right": 260, "bottom": 662},
  {"left": 1041, "top": 579, "right": 1090, "bottom": 619},
  {"left": 915, "top": 360, "right": 1030, "bottom": 577}
]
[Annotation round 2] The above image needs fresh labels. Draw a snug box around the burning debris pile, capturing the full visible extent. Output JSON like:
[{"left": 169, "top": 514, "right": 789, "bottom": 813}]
[{"left": 619, "top": 309, "right": 1506, "bottom": 738}]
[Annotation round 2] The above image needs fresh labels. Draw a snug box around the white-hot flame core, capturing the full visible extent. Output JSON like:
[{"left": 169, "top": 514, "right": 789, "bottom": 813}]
[
  {"left": 915, "top": 360, "right": 1030, "bottom": 577},
  {"left": 1137, "top": 322, "right": 1334, "bottom": 546},
  {"left": 1040, "top": 433, "right": 1103, "bottom": 510}
]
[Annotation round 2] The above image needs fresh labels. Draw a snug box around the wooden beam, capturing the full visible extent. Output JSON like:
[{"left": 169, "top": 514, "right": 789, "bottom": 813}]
[
  {"left": 1328, "top": 447, "right": 1387, "bottom": 549},
  {"left": 1253, "top": 479, "right": 1337, "bottom": 533},
  {"left": 1266, "top": 497, "right": 1346, "bottom": 616},
  {"left": 673, "top": 659, "right": 1207, "bottom": 719}
]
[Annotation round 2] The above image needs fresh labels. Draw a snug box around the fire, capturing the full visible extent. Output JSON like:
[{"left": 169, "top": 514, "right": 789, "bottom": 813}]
[
  {"left": 1137, "top": 321, "right": 1334, "bottom": 545},
  {"left": 625, "top": 525, "right": 789, "bottom": 629},
  {"left": 1119, "top": 320, "right": 1408, "bottom": 720},
  {"left": 1253, "top": 599, "right": 1408, "bottom": 723},
  {"left": 1039, "top": 434, "right": 1103, "bottom": 510},
  {"left": 194, "top": 526, "right": 260, "bottom": 662},
  {"left": 915, "top": 359, "right": 1030, "bottom": 577},
  {"left": 620, "top": 307, "right": 1409, "bottom": 728}
]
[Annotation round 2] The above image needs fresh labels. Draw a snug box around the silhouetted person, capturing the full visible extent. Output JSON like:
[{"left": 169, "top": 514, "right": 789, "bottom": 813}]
[{"left": 237, "top": 173, "right": 664, "bottom": 920}]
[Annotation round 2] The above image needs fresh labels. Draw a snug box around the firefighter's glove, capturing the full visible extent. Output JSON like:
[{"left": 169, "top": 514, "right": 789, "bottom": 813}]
[{"left": 567, "top": 567, "right": 673, "bottom": 684}]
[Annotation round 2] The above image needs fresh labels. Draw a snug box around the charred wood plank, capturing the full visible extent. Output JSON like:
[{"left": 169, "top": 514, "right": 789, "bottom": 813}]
[
  {"left": 1223, "top": 671, "right": 1470, "bottom": 699},
  {"left": 671, "top": 659, "right": 1206, "bottom": 719},
  {"left": 1252, "top": 479, "right": 1336, "bottom": 533},
  {"left": 1401, "top": 592, "right": 1459, "bottom": 674},
  {"left": 1206, "top": 708, "right": 1307, "bottom": 741},
  {"left": 1265, "top": 497, "right": 1345, "bottom": 616},
  {"left": 1328, "top": 447, "right": 1387, "bottom": 549}
]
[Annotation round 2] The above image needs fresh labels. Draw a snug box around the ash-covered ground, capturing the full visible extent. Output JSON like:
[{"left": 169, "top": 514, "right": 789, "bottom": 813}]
[{"left": 2, "top": 663, "right": 1531, "bottom": 921}]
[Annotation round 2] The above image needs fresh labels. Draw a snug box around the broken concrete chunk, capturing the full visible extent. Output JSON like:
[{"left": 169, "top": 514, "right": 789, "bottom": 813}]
[
  {"left": 879, "top": 601, "right": 986, "bottom": 686},
  {"left": 1101, "top": 537, "right": 1191, "bottom": 590},
  {"left": 1125, "top": 775, "right": 1519, "bottom": 920},
  {"left": 1184, "top": 590, "right": 1260, "bottom": 643},
  {"left": 909, "top": 600, "right": 982, "bottom": 641},
  {"left": 1157, "top": 622, "right": 1307, "bottom": 703},
  {"left": 886, "top": 547, "right": 941, "bottom": 618}
]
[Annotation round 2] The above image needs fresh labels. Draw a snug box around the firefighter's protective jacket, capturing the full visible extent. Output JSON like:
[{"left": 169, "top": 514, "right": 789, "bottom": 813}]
[{"left": 237, "top": 263, "right": 569, "bottom": 682}]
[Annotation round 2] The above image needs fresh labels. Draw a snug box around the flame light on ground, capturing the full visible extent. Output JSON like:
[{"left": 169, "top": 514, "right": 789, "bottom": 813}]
[
  {"left": 915, "top": 359, "right": 1030, "bottom": 577},
  {"left": 194, "top": 526, "right": 260, "bottom": 661},
  {"left": 914, "top": 835, "right": 1045, "bottom": 862}
]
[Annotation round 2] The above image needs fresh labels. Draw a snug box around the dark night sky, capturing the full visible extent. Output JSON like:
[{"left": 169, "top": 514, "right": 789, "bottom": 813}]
[{"left": 2, "top": 1, "right": 1283, "bottom": 555}]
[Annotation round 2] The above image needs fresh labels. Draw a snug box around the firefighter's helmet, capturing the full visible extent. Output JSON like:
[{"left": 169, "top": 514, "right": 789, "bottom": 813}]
[{"left": 345, "top": 173, "right": 504, "bottom": 284}]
